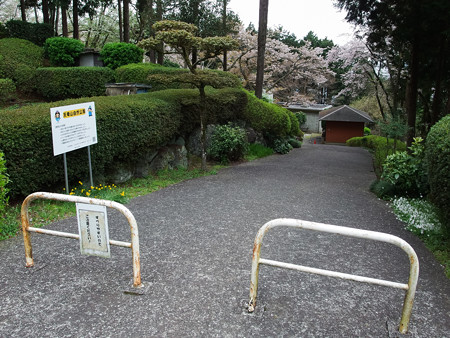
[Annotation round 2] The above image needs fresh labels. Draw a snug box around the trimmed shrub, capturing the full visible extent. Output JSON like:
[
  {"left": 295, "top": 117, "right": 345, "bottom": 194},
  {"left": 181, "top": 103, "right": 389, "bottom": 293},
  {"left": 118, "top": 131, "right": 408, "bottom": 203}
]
[
  {"left": 35, "top": 67, "right": 116, "bottom": 100},
  {"left": 5, "top": 20, "right": 54, "bottom": 46},
  {"left": 0, "top": 87, "right": 247, "bottom": 198},
  {"left": 0, "top": 152, "right": 9, "bottom": 217},
  {"left": 243, "top": 91, "right": 293, "bottom": 138},
  {"left": 44, "top": 37, "right": 85, "bottom": 67},
  {"left": 347, "top": 135, "right": 406, "bottom": 176},
  {"left": 288, "top": 138, "right": 302, "bottom": 148},
  {"left": 0, "top": 38, "right": 43, "bottom": 90},
  {"left": 208, "top": 123, "right": 249, "bottom": 163},
  {"left": 425, "top": 115, "right": 450, "bottom": 228},
  {"left": 0, "top": 79, "right": 16, "bottom": 103},
  {"left": 148, "top": 87, "right": 248, "bottom": 135},
  {"left": 116, "top": 63, "right": 241, "bottom": 92},
  {"left": 370, "top": 179, "right": 396, "bottom": 199},
  {"left": 0, "top": 23, "right": 7, "bottom": 39},
  {"left": 100, "top": 43, "right": 144, "bottom": 70},
  {"left": 0, "top": 95, "right": 180, "bottom": 198}
]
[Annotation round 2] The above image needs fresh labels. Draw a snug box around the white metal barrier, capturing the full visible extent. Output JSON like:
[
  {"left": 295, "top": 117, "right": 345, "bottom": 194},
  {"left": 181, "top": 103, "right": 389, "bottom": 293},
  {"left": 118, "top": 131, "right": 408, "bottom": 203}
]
[
  {"left": 21, "top": 192, "right": 141, "bottom": 287},
  {"left": 248, "top": 218, "right": 419, "bottom": 334}
]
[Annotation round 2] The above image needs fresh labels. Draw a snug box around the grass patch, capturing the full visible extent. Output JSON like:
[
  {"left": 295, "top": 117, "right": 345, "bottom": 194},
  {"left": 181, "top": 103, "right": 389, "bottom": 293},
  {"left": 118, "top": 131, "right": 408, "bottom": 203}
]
[
  {"left": 0, "top": 167, "right": 220, "bottom": 241},
  {"left": 245, "top": 143, "right": 274, "bottom": 161},
  {"left": 391, "top": 197, "right": 450, "bottom": 278}
]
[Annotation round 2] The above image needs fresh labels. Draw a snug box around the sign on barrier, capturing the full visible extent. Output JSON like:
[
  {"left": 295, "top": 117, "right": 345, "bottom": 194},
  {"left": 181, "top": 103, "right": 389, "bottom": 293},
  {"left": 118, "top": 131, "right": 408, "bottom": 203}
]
[
  {"left": 77, "top": 203, "right": 111, "bottom": 258},
  {"left": 21, "top": 192, "right": 141, "bottom": 288}
]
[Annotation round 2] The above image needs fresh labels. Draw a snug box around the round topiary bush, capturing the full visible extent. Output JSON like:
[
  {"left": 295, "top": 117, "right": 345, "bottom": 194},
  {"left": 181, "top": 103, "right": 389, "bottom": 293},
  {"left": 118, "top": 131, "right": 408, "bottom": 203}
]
[
  {"left": 0, "top": 38, "right": 43, "bottom": 85},
  {"left": 425, "top": 115, "right": 450, "bottom": 228},
  {"left": 100, "top": 43, "right": 144, "bottom": 70},
  {"left": 44, "top": 37, "right": 85, "bottom": 67}
]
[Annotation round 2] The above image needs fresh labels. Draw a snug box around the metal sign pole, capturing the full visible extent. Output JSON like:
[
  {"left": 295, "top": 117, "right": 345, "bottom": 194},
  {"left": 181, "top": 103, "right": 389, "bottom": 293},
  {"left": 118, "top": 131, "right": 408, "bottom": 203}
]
[
  {"left": 88, "top": 145, "right": 94, "bottom": 188},
  {"left": 63, "top": 153, "right": 69, "bottom": 194}
]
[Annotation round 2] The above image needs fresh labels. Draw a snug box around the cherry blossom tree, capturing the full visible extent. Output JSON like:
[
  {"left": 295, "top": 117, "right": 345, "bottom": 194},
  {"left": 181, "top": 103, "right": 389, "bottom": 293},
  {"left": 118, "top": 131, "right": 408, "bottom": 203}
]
[{"left": 227, "top": 26, "right": 334, "bottom": 103}]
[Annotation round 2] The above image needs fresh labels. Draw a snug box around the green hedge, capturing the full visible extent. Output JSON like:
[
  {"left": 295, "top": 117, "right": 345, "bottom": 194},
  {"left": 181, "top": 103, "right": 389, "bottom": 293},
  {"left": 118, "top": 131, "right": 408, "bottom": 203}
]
[
  {"left": 347, "top": 135, "right": 406, "bottom": 175},
  {"left": 44, "top": 37, "right": 85, "bottom": 67},
  {"left": 0, "top": 95, "right": 180, "bottom": 198},
  {"left": 115, "top": 63, "right": 242, "bottom": 92},
  {"left": 0, "top": 79, "right": 16, "bottom": 103},
  {"left": 144, "top": 87, "right": 248, "bottom": 135},
  {"left": 243, "top": 91, "right": 298, "bottom": 137},
  {"left": 5, "top": 20, "right": 54, "bottom": 46},
  {"left": 35, "top": 67, "right": 116, "bottom": 100},
  {"left": 100, "top": 43, "right": 144, "bottom": 70},
  {"left": 425, "top": 115, "right": 450, "bottom": 228},
  {"left": 0, "top": 38, "right": 43, "bottom": 92}
]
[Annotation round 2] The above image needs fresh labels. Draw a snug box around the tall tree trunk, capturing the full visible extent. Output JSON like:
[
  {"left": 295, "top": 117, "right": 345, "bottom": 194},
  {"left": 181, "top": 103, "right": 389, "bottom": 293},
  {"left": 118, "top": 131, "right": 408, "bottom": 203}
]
[
  {"left": 431, "top": 35, "right": 446, "bottom": 125},
  {"left": 255, "top": 0, "right": 269, "bottom": 98},
  {"left": 20, "top": 0, "right": 27, "bottom": 21},
  {"left": 199, "top": 84, "right": 207, "bottom": 171},
  {"left": 62, "top": 5, "right": 68, "bottom": 37},
  {"left": 118, "top": 0, "right": 123, "bottom": 41},
  {"left": 123, "top": 0, "right": 130, "bottom": 42},
  {"left": 156, "top": 0, "right": 164, "bottom": 65},
  {"left": 73, "top": 0, "right": 79, "bottom": 39},
  {"left": 42, "top": 0, "right": 50, "bottom": 24},
  {"left": 222, "top": 0, "right": 227, "bottom": 71},
  {"left": 405, "top": 36, "right": 419, "bottom": 148}
]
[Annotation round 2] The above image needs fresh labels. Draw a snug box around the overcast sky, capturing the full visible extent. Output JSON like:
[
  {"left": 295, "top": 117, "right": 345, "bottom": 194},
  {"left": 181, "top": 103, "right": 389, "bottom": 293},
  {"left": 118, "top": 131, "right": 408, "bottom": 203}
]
[{"left": 228, "top": 0, "right": 356, "bottom": 46}]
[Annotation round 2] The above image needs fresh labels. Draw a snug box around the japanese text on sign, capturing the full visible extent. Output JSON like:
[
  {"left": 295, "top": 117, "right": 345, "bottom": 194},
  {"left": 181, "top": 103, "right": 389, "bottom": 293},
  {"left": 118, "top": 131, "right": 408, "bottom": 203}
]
[{"left": 76, "top": 203, "right": 110, "bottom": 258}]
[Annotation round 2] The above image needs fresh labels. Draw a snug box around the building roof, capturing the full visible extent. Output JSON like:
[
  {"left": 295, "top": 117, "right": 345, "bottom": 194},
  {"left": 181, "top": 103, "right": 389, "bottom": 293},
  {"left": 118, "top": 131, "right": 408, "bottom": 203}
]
[
  {"left": 319, "top": 105, "right": 374, "bottom": 123},
  {"left": 287, "top": 104, "right": 333, "bottom": 113}
]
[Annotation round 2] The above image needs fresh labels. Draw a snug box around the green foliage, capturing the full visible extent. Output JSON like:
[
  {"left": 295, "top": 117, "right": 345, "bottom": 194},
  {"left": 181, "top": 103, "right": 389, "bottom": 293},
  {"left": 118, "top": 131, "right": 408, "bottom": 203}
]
[
  {"left": 0, "top": 94, "right": 179, "bottom": 198},
  {"left": 0, "top": 79, "right": 16, "bottom": 103},
  {"left": 245, "top": 144, "right": 274, "bottom": 161},
  {"left": 378, "top": 117, "right": 408, "bottom": 150},
  {"left": 364, "top": 127, "right": 371, "bottom": 135},
  {"left": 0, "top": 38, "right": 43, "bottom": 91},
  {"left": 0, "top": 87, "right": 247, "bottom": 198},
  {"left": 35, "top": 67, "right": 116, "bottom": 100},
  {"left": 346, "top": 135, "right": 406, "bottom": 176},
  {"left": 294, "top": 111, "right": 307, "bottom": 126},
  {"left": 381, "top": 138, "right": 428, "bottom": 196},
  {"left": 425, "top": 115, "right": 450, "bottom": 230},
  {"left": 208, "top": 123, "right": 249, "bottom": 163},
  {"left": 5, "top": 20, "right": 54, "bottom": 46},
  {"left": 0, "top": 152, "right": 9, "bottom": 217},
  {"left": 244, "top": 91, "right": 294, "bottom": 138},
  {"left": 116, "top": 63, "right": 191, "bottom": 91},
  {"left": 272, "top": 138, "right": 293, "bottom": 154},
  {"left": 0, "top": 23, "right": 7, "bottom": 39},
  {"left": 100, "top": 43, "right": 144, "bottom": 70},
  {"left": 370, "top": 179, "right": 396, "bottom": 199},
  {"left": 163, "top": 59, "right": 181, "bottom": 68},
  {"left": 288, "top": 138, "right": 302, "bottom": 148},
  {"left": 44, "top": 37, "right": 85, "bottom": 67}
]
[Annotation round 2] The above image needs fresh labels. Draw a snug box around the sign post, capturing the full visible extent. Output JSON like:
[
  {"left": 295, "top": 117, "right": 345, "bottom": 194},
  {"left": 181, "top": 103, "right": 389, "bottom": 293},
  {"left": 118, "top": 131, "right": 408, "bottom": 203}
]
[{"left": 50, "top": 102, "right": 98, "bottom": 193}]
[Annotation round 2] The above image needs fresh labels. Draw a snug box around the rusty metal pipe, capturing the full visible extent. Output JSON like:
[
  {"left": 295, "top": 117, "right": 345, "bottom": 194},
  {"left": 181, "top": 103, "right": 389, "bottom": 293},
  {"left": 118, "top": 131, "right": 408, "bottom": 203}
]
[
  {"left": 21, "top": 192, "right": 141, "bottom": 287},
  {"left": 248, "top": 218, "right": 419, "bottom": 334}
]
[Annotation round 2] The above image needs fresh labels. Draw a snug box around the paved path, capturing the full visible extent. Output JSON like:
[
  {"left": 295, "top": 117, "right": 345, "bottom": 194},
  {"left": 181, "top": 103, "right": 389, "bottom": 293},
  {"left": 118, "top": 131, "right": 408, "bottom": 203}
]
[{"left": 1, "top": 142, "right": 449, "bottom": 337}]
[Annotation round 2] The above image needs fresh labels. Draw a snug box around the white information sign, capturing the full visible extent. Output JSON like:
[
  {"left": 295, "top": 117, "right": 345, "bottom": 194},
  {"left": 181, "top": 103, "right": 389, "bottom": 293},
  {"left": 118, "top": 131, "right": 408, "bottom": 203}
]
[
  {"left": 76, "top": 203, "right": 111, "bottom": 258},
  {"left": 50, "top": 102, "right": 98, "bottom": 156}
]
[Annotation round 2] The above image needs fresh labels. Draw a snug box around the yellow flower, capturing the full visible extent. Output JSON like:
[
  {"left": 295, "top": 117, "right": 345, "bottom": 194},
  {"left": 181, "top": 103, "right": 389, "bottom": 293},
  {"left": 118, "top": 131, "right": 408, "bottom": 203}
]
[
  {"left": 120, "top": 191, "right": 125, "bottom": 197},
  {"left": 79, "top": 181, "right": 83, "bottom": 185},
  {"left": 86, "top": 192, "right": 90, "bottom": 196}
]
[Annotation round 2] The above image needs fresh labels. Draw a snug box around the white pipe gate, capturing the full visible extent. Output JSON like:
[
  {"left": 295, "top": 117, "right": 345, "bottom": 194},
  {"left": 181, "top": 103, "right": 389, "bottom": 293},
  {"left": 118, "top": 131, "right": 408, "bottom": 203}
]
[
  {"left": 21, "top": 192, "right": 141, "bottom": 287},
  {"left": 248, "top": 218, "right": 419, "bottom": 334}
]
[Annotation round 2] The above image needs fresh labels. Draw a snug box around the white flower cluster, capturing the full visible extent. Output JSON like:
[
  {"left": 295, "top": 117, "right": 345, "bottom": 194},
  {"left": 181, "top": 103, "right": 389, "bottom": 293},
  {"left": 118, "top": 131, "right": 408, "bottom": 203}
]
[{"left": 392, "top": 197, "right": 441, "bottom": 234}]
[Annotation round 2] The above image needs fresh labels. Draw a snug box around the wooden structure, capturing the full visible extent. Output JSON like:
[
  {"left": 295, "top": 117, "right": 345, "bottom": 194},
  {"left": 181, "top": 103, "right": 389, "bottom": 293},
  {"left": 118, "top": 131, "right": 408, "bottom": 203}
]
[{"left": 319, "top": 105, "right": 373, "bottom": 143}]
